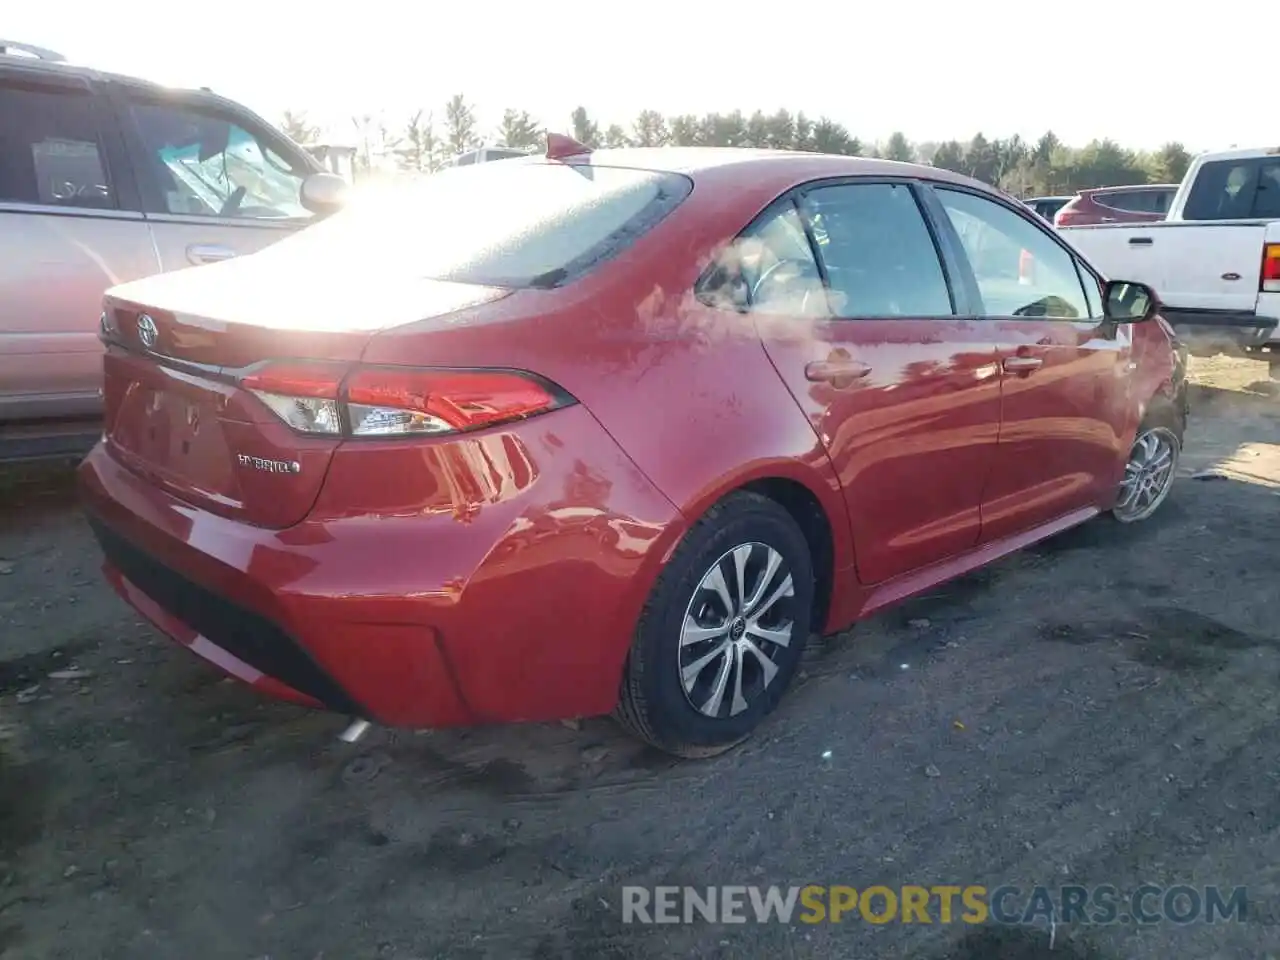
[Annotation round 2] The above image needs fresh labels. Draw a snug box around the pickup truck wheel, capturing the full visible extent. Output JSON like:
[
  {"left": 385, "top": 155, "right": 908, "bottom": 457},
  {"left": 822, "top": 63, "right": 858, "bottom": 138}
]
[
  {"left": 1112, "top": 423, "right": 1180, "bottom": 523},
  {"left": 615, "top": 492, "right": 814, "bottom": 758}
]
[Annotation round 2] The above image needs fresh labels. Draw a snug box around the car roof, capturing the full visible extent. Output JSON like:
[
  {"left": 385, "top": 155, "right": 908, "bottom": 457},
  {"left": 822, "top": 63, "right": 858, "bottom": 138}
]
[
  {"left": 564, "top": 146, "right": 997, "bottom": 196},
  {"left": 0, "top": 44, "right": 240, "bottom": 111},
  {"left": 1090, "top": 183, "right": 1178, "bottom": 193}
]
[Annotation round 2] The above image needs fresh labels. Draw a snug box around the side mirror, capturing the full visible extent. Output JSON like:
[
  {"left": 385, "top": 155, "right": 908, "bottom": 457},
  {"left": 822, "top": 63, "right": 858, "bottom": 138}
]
[
  {"left": 1103, "top": 279, "right": 1158, "bottom": 323},
  {"left": 299, "top": 172, "right": 348, "bottom": 216}
]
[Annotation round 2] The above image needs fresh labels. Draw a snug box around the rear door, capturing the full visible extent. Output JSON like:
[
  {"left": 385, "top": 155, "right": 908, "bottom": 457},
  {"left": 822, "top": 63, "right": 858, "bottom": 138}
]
[
  {"left": 0, "top": 67, "right": 159, "bottom": 421},
  {"left": 928, "top": 185, "right": 1131, "bottom": 540},
  {"left": 743, "top": 180, "right": 1004, "bottom": 585},
  {"left": 110, "top": 86, "right": 319, "bottom": 271}
]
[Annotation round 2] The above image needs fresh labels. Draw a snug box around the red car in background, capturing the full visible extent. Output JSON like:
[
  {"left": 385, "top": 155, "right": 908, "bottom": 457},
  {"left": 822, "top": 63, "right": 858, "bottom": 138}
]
[
  {"left": 79, "top": 139, "right": 1187, "bottom": 757},
  {"left": 1054, "top": 183, "right": 1178, "bottom": 226}
]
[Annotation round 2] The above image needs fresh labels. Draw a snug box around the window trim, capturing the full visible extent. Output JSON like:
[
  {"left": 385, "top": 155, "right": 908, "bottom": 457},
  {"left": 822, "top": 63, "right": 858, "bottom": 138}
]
[
  {"left": 110, "top": 86, "right": 320, "bottom": 225},
  {"left": 923, "top": 181, "right": 1101, "bottom": 323},
  {"left": 0, "top": 72, "right": 139, "bottom": 214}
]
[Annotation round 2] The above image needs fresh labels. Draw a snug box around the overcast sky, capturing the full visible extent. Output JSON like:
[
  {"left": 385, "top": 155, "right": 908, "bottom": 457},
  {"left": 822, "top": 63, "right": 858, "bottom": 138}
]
[{"left": 4, "top": 2, "right": 1264, "bottom": 153}]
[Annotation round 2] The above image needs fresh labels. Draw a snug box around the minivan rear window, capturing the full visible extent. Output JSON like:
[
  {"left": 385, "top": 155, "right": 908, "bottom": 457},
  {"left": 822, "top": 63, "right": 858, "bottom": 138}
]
[
  {"left": 1183, "top": 158, "right": 1280, "bottom": 220},
  {"left": 270, "top": 161, "right": 692, "bottom": 288}
]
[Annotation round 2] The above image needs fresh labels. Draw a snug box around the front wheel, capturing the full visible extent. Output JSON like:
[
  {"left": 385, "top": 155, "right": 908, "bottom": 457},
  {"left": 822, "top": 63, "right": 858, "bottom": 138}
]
[
  {"left": 615, "top": 492, "right": 814, "bottom": 758},
  {"left": 1112, "top": 423, "right": 1180, "bottom": 523}
]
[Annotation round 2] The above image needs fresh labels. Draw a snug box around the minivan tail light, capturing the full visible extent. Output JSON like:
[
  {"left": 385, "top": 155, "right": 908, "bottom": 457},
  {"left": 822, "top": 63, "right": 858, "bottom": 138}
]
[
  {"left": 239, "top": 363, "right": 572, "bottom": 438},
  {"left": 1262, "top": 243, "right": 1280, "bottom": 293}
]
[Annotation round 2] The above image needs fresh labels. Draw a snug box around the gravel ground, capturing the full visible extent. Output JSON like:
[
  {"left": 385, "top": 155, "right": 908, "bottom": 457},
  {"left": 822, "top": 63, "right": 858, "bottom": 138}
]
[{"left": 1, "top": 356, "right": 1278, "bottom": 960}]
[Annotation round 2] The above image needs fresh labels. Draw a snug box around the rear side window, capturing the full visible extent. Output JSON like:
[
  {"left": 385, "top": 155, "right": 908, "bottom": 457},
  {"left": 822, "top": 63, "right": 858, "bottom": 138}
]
[
  {"left": 1183, "top": 158, "right": 1280, "bottom": 220},
  {"left": 0, "top": 81, "right": 114, "bottom": 209},
  {"left": 799, "top": 183, "right": 953, "bottom": 318},
  {"left": 1123, "top": 190, "right": 1172, "bottom": 214},
  {"left": 1096, "top": 189, "right": 1163, "bottom": 213},
  {"left": 268, "top": 161, "right": 692, "bottom": 288}
]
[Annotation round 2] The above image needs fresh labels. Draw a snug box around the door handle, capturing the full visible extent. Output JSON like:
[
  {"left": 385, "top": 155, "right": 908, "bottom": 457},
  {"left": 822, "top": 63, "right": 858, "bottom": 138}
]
[
  {"left": 186, "top": 243, "right": 237, "bottom": 265},
  {"left": 1128, "top": 237, "right": 1153, "bottom": 245},
  {"left": 1002, "top": 356, "right": 1043, "bottom": 373},
  {"left": 805, "top": 359, "right": 872, "bottom": 383}
]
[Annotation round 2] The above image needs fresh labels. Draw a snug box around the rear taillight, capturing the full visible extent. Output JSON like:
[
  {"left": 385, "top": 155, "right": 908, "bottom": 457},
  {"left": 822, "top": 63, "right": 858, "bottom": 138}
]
[
  {"left": 1262, "top": 243, "right": 1280, "bottom": 293},
  {"left": 241, "top": 362, "right": 345, "bottom": 435},
  {"left": 240, "top": 363, "right": 572, "bottom": 438}
]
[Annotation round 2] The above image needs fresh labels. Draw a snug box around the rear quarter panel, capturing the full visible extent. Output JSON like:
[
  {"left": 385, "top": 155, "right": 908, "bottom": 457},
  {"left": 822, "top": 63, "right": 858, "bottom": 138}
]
[{"left": 360, "top": 164, "right": 859, "bottom": 629}]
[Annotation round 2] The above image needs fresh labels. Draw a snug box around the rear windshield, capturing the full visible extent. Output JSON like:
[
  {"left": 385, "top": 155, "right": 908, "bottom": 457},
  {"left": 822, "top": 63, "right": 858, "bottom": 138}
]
[
  {"left": 1183, "top": 158, "right": 1280, "bottom": 220},
  {"left": 269, "top": 161, "right": 692, "bottom": 288}
]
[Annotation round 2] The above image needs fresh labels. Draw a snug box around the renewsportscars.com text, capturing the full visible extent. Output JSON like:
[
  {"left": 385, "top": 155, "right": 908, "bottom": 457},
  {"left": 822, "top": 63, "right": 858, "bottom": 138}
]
[{"left": 621, "top": 884, "right": 1249, "bottom": 926}]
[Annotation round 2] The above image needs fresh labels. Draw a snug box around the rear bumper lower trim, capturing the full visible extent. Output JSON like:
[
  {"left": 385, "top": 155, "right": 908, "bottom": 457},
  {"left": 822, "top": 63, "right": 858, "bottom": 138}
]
[{"left": 88, "top": 514, "right": 368, "bottom": 718}]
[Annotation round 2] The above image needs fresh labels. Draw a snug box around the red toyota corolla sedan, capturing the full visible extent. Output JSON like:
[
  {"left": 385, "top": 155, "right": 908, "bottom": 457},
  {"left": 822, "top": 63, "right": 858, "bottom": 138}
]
[{"left": 79, "top": 138, "right": 1188, "bottom": 757}]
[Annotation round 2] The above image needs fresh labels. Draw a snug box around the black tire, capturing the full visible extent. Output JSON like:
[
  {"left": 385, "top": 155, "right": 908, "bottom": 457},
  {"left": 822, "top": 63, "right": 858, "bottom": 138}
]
[{"left": 615, "top": 491, "right": 814, "bottom": 758}]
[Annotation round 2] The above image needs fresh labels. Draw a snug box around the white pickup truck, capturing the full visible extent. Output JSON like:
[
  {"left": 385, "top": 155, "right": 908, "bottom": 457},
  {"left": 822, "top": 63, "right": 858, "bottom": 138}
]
[{"left": 1059, "top": 146, "right": 1280, "bottom": 373}]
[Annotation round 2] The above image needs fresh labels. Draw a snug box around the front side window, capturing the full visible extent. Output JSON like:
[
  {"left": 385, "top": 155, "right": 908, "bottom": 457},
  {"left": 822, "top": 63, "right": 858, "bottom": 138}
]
[
  {"left": 129, "top": 101, "right": 312, "bottom": 220},
  {"left": 260, "top": 161, "right": 692, "bottom": 288},
  {"left": 800, "top": 183, "right": 954, "bottom": 318},
  {"left": 0, "top": 82, "right": 113, "bottom": 209},
  {"left": 937, "top": 188, "right": 1089, "bottom": 320}
]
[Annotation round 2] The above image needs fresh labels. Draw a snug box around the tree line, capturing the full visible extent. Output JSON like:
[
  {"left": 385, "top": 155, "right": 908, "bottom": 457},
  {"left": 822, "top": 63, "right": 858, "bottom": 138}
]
[{"left": 281, "top": 97, "right": 1194, "bottom": 198}]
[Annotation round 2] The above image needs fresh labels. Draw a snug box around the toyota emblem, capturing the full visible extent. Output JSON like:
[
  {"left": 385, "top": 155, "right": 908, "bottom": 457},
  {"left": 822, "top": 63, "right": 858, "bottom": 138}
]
[{"left": 137, "top": 314, "right": 159, "bottom": 349}]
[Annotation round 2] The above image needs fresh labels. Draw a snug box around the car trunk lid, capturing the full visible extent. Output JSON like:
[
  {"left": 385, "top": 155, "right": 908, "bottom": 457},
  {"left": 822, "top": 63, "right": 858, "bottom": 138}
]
[{"left": 101, "top": 256, "right": 511, "bottom": 529}]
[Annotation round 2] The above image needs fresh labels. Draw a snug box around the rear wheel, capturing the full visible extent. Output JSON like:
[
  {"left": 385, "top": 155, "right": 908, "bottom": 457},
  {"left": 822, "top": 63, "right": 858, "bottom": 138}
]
[
  {"left": 1112, "top": 419, "right": 1180, "bottom": 523},
  {"left": 616, "top": 492, "right": 814, "bottom": 758}
]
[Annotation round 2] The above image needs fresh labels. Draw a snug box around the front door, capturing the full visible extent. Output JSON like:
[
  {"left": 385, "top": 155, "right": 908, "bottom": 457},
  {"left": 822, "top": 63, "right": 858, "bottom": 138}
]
[
  {"left": 928, "top": 185, "right": 1131, "bottom": 542},
  {"left": 740, "top": 181, "right": 1004, "bottom": 585},
  {"left": 113, "top": 91, "right": 318, "bottom": 272}
]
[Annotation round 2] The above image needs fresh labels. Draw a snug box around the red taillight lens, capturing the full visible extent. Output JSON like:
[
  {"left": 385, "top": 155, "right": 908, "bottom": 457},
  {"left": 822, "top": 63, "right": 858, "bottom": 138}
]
[
  {"left": 240, "top": 363, "right": 571, "bottom": 438},
  {"left": 1262, "top": 243, "right": 1280, "bottom": 293},
  {"left": 241, "top": 362, "right": 343, "bottom": 399},
  {"left": 344, "top": 368, "right": 563, "bottom": 436}
]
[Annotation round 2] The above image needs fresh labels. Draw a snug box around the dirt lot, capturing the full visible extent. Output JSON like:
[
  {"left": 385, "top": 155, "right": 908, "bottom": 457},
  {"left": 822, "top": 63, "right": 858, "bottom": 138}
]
[{"left": 2, "top": 357, "right": 1279, "bottom": 960}]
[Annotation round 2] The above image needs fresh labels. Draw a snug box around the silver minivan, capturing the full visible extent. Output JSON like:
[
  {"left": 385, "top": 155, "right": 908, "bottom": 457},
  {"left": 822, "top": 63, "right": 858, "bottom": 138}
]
[{"left": 0, "top": 40, "right": 344, "bottom": 461}]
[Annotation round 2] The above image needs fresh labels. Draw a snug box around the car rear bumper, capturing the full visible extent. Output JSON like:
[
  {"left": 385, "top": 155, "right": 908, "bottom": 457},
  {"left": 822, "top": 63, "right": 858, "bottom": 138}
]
[
  {"left": 78, "top": 404, "right": 684, "bottom": 728},
  {"left": 1160, "top": 308, "right": 1278, "bottom": 354}
]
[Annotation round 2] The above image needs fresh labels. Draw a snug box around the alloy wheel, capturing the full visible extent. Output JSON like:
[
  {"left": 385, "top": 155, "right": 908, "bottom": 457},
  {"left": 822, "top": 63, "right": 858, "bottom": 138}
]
[
  {"left": 1114, "top": 426, "right": 1179, "bottom": 523},
  {"left": 678, "top": 542, "right": 796, "bottom": 719}
]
